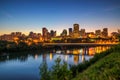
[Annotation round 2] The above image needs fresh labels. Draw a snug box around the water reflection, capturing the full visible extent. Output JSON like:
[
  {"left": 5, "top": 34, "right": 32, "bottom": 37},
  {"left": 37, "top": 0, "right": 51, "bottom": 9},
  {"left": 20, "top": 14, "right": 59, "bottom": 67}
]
[
  {"left": 82, "top": 54, "right": 85, "bottom": 62},
  {"left": 49, "top": 53, "right": 53, "bottom": 61},
  {"left": 74, "top": 55, "right": 79, "bottom": 65},
  {"left": 34, "top": 54, "right": 38, "bottom": 60},
  {"left": 0, "top": 46, "right": 111, "bottom": 80},
  {"left": 0, "top": 46, "right": 110, "bottom": 64},
  {"left": 42, "top": 54, "right": 47, "bottom": 62}
]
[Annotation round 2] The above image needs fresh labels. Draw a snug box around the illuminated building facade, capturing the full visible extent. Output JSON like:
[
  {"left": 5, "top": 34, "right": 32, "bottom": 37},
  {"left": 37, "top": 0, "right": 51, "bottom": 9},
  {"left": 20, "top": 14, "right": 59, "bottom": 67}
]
[
  {"left": 95, "top": 30, "right": 101, "bottom": 37},
  {"left": 102, "top": 28, "right": 108, "bottom": 38},
  {"left": 80, "top": 29, "right": 86, "bottom": 38},
  {"left": 50, "top": 30, "right": 56, "bottom": 37},
  {"left": 86, "top": 32, "right": 95, "bottom": 38},
  {"left": 61, "top": 29, "right": 67, "bottom": 37},
  {"left": 118, "top": 29, "right": 120, "bottom": 34},
  {"left": 72, "top": 24, "right": 80, "bottom": 38}
]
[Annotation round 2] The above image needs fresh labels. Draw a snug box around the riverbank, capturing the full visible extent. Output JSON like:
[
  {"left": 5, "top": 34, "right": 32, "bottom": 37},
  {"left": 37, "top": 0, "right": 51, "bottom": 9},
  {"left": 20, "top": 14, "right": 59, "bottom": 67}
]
[
  {"left": 0, "top": 40, "right": 118, "bottom": 53},
  {"left": 72, "top": 44, "right": 120, "bottom": 80}
]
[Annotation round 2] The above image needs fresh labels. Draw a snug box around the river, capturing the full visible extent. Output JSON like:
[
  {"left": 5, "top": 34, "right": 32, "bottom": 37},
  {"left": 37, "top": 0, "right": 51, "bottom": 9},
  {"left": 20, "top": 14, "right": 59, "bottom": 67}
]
[{"left": 0, "top": 46, "right": 110, "bottom": 80}]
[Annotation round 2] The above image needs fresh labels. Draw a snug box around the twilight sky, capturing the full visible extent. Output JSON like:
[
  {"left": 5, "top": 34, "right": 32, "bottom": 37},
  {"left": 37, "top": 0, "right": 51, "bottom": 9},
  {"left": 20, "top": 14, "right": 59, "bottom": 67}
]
[{"left": 0, "top": 0, "right": 120, "bottom": 35}]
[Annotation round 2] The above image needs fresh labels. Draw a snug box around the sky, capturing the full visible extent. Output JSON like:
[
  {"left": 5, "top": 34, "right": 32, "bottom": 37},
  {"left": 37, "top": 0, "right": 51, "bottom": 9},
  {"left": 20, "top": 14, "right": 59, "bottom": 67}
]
[{"left": 0, "top": 0, "right": 120, "bottom": 35}]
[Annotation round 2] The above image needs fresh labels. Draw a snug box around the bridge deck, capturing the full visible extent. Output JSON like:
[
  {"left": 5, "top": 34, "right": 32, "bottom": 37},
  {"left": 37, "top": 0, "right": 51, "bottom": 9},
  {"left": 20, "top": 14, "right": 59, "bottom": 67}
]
[{"left": 42, "top": 43, "right": 118, "bottom": 46}]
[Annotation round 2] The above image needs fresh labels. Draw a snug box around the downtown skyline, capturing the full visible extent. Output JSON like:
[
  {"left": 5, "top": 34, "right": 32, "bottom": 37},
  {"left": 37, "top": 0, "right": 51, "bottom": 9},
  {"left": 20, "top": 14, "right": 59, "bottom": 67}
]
[{"left": 0, "top": 0, "right": 120, "bottom": 35}]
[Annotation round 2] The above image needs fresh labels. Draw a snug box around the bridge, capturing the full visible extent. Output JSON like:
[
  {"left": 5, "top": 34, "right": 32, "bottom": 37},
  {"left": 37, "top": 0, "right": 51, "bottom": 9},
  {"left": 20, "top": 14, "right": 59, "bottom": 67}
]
[{"left": 42, "top": 43, "right": 118, "bottom": 47}]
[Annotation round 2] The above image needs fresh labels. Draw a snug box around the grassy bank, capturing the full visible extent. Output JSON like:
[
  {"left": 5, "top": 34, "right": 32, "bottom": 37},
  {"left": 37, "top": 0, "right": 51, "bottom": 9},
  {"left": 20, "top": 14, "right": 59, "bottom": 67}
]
[{"left": 72, "top": 45, "right": 120, "bottom": 80}]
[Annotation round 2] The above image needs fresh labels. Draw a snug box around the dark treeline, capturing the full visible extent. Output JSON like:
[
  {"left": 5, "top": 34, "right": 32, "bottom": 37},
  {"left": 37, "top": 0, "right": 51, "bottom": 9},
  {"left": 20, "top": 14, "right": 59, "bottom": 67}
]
[
  {"left": 0, "top": 40, "right": 109, "bottom": 53},
  {"left": 0, "top": 40, "right": 56, "bottom": 53}
]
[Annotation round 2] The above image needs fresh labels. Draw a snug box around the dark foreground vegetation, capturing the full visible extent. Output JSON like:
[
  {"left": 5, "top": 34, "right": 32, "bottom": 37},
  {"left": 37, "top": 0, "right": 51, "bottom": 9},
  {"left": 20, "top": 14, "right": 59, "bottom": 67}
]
[
  {"left": 0, "top": 41, "right": 41, "bottom": 52},
  {"left": 0, "top": 40, "right": 87, "bottom": 53},
  {"left": 39, "top": 44, "right": 120, "bottom": 80},
  {"left": 0, "top": 40, "right": 56, "bottom": 53}
]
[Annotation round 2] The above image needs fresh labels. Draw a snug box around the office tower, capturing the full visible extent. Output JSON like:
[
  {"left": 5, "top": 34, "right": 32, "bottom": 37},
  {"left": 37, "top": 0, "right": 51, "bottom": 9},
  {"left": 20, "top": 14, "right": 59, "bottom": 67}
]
[
  {"left": 80, "top": 29, "right": 86, "bottom": 37},
  {"left": 95, "top": 30, "right": 101, "bottom": 37},
  {"left": 118, "top": 29, "right": 120, "bottom": 34},
  {"left": 72, "top": 23, "right": 80, "bottom": 38},
  {"left": 61, "top": 29, "right": 67, "bottom": 36},
  {"left": 73, "top": 24, "right": 79, "bottom": 32},
  {"left": 102, "top": 28, "right": 108, "bottom": 38},
  {"left": 69, "top": 28, "right": 72, "bottom": 36},
  {"left": 50, "top": 30, "right": 56, "bottom": 37},
  {"left": 42, "top": 27, "right": 48, "bottom": 41}
]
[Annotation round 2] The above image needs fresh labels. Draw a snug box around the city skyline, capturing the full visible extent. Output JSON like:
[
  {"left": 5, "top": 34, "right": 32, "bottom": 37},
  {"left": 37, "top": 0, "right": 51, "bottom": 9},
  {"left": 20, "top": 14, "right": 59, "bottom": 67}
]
[
  {"left": 0, "top": 0, "right": 120, "bottom": 35},
  {"left": 0, "top": 23, "right": 118, "bottom": 36}
]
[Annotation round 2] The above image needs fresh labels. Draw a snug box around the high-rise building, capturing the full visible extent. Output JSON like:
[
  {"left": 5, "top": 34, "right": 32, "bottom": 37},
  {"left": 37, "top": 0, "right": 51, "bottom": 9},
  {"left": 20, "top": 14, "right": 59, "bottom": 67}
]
[
  {"left": 42, "top": 27, "right": 48, "bottom": 41},
  {"left": 118, "top": 29, "right": 120, "bottom": 34},
  {"left": 42, "top": 28, "right": 48, "bottom": 37},
  {"left": 72, "top": 23, "right": 80, "bottom": 38},
  {"left": 29, "top": 31, "right": 34, "bottom": 37},
  {"left": 69, "top": 28, "right": 72, "bottom": 36},
  {"left": 86, "top": 32, "right": 95, "bottom": 38},
  {"left": 54, "top": 31, "right": 56, "bottom": 37},
  {"left": 61, "top": 29, "right": 67, "bottom": 36},
  {"left": 16, "top": 32, "right": 22, "bottom": 37},
  {"left": 47, "top": 32, "right": 51, "bottom": 40},
  {"left": 73, "top": 24, "right": 79, "bottom": 32},
  {"left": 102, "top": 28, "right": 108, "bottom": 38},
  {"left": 80, "top": 29, "right": 86, "bottom": 38},
  {"left": 50, "top": 30, "right": 56, "bottom": 37},
  {"left": 111, "top": 32, "right": 119, "bottom": 38},
  {"left": 95, "top": 30, "right": 101, "bottom": 37},
  {"left": 29, "top": 31, "right": 37, "bottom": 39}
]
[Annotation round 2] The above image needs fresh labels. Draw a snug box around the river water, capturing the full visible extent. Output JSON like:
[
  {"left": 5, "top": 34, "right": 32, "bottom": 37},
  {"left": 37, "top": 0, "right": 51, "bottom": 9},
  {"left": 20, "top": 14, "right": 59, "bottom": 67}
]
[{"left": 0, "top": 46, "right": 110, "bottom": 80}]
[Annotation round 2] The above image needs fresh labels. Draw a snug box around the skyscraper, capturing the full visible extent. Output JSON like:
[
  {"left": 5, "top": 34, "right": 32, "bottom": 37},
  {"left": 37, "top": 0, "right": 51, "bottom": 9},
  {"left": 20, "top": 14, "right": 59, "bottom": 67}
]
[
  {"left": 102, "top": 28, "right": 108, "bottom": 38},
  {"left": 73, "top": 24, "right": 79, "bottom": 32},
  {"left": 61, "top": 29, "right": 67, "bottom": 36},
  {"left": 80, "top": 29, "right": 86, "bottom": 38},
  {"left": 95, "top": 30, "right": 101, "bottom": 37},
  {"left": 42, "top": 27, "right": 48, "bottom": 41},
  {"left": 50, "top": 30, "right": 56, "bottom": 37},
  {"left": 69, "top": 28, "right": 72, "bottom": 36},
  {"left": 42, "top": 28, "right": 48, "bottom": 37},
  {"left": 118, "top": 29, "right": 120, "bottom": 34},
  {"left": 72, "top": 23, "right": 80, "bottom": 38}
]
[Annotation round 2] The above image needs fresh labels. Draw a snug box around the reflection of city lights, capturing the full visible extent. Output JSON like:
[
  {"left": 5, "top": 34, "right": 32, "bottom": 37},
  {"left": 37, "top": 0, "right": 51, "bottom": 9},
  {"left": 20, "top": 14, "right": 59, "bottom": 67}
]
[
  {"left": 82, "top": 54, "right": 85, "bottom": 62},
  {"left": 50, "top": 53, "right": 53, "bottom": 60},
  {"left": 73, "top": 49, "right": 80, "bottom": 54},
  {"left": 66, "top": 50, "right": 70, "bottom": 54},
  {"left": 43, "top": 54, "right": 46, "bottom": 61},
  {"left": 56, "top": 50, "right": 61, "bottom": 54},
  {"left": 94, "top": 46, "right": 110, "bottom": 54},
  {"left": 74, "top": 55, "right": 79, "bottom": 65},
  {"left": 79, "top": 49, "right": 83, "bottom": 54},
  {"left": 88, "top": 48, "right": 95, "bottom": 56},
  {"left": 95, "top": 46, "right": 101, "bottom": 53},
  {"left": 65, "top": 55, "right": 68, "bottom": 61},
  {"left": 35, "top": 54, "right": 38, "bottom": 60}
]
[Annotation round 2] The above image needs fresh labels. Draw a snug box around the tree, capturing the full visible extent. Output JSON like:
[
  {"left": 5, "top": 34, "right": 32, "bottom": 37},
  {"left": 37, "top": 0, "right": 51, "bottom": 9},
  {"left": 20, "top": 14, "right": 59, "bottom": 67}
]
[
  {"left": 39, "top": 61, "right": 51, "bottom": 80},
  {"left": 39, "top": 57, "right": 72, "bottom": 80}
]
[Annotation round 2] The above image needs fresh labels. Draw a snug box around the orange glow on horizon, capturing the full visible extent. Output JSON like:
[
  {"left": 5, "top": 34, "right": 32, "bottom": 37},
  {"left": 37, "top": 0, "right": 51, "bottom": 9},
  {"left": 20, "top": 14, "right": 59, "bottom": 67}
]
[{"left": 0, "top": 26, "right": 119, "bottom": 36}]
